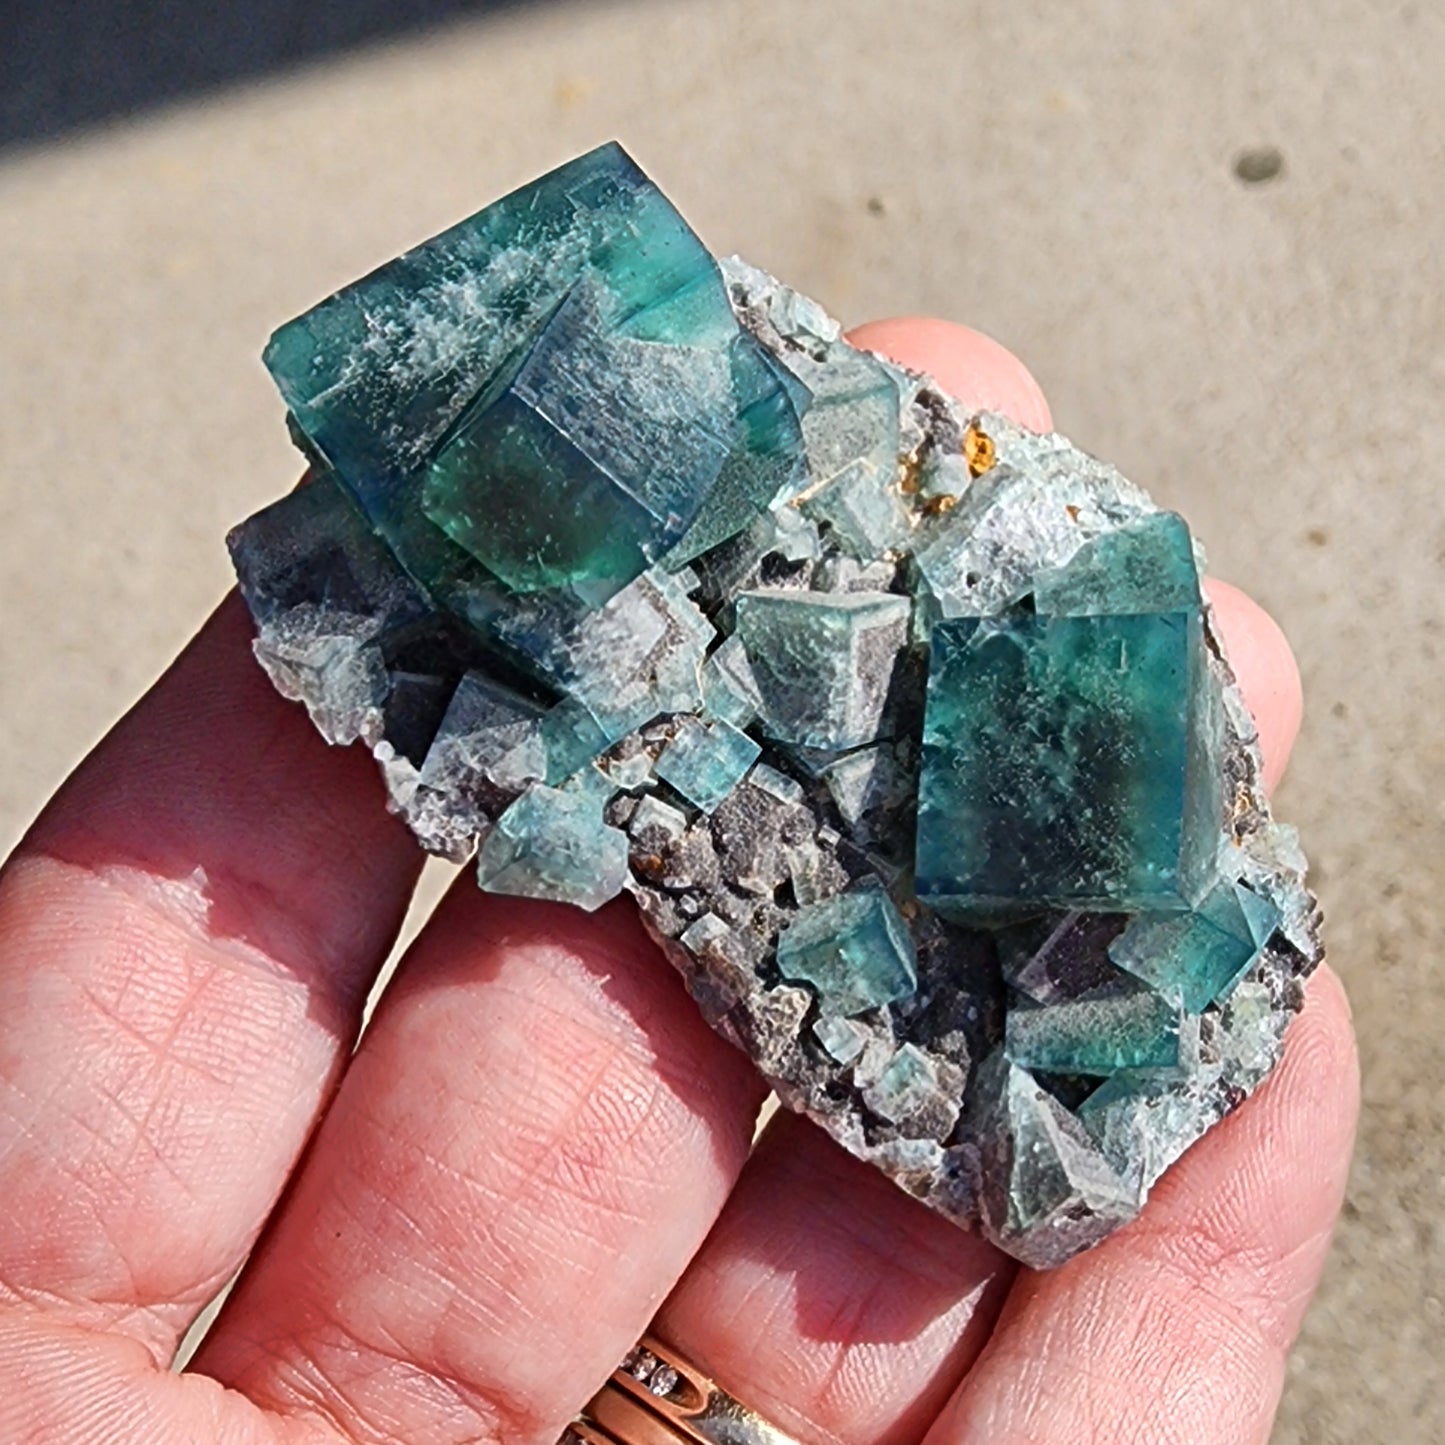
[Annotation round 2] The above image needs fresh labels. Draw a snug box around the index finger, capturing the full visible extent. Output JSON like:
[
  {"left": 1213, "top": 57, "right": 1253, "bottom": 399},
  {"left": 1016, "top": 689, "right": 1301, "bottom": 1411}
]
[{"left": 0, "top": 595, "right": 424, "bottom": 1359}]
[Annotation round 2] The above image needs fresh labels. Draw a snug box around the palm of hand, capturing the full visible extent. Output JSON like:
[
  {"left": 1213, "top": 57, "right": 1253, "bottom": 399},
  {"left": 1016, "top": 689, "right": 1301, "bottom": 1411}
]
[{"left": 0, "top": 322, "right": 1356, "bottom": 1445}]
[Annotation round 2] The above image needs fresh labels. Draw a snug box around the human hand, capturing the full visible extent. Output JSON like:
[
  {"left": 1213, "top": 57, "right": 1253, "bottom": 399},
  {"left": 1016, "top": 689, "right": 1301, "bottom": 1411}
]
[{"left": 0, "top": 319, "right": 1358, "bottom": 1445}]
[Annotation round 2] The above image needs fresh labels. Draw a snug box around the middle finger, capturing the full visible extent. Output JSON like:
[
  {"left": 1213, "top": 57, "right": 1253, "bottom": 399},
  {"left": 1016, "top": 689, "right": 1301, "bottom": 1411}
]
[{"left": 195, "top": 885, "right": 766, "bottom": 1444}]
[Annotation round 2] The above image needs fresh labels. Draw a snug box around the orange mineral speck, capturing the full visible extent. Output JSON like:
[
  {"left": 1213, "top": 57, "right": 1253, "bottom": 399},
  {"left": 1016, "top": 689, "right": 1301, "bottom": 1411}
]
[{"left": 964, "top": 425, "right": 997, "bottom": 477}]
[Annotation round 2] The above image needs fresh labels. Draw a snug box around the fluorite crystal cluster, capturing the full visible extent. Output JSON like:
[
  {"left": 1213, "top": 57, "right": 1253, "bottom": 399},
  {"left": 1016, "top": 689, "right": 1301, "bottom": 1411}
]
[{"left": 230, "top": 143, "right": 1321, "bottom": 1267}]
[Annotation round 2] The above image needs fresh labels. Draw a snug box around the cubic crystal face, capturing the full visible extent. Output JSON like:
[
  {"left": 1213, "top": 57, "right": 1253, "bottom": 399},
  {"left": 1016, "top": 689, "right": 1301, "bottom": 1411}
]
[
  {"left": 917, "top": 609, "right": 1201, "bottom": 916},
  {"left": 996, "top": 912, "right": 1127, "bottom": 1005},
  {"left": 230, "top": 143, "right": 1321, "bottom": 1269},
  {"left": 917, "top": 507, "right": 1214, "bottom": 919},
  {"left": 421, "top": 285, "right": 735, "bottom": 596},
  {"left": 792, "top": 344, "right": 910, "bottom": 556},
  {"left": 734, "top": 589, "right": 910, "bottom": 750},
  {"left": 1109, "top": 879, "right": 1282, "bottom": 1012},
  {"left": 477, "top": 786, "right": 628, "bottom": 913},
  {"left": 654, "top": 717, "right": 760, "bottom": 812},
  {"left": 775, "top": 888, "right": 919, "bottom": 1017},
  {"left": 1004, "top": 986, "right": 1184, "bottom": 1076}
]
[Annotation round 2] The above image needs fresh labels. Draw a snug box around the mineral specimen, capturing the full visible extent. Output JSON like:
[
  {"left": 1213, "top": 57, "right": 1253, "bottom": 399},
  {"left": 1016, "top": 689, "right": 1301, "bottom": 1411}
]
[{"left": 229, "top": 142, "right": 1321, "bottom": 1268}]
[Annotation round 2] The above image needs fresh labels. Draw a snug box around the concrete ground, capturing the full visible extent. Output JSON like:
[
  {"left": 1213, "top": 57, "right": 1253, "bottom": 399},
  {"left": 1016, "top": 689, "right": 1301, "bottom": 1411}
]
[{"left": 0, "top": 1, "right": 1440, "bottom": 1439}]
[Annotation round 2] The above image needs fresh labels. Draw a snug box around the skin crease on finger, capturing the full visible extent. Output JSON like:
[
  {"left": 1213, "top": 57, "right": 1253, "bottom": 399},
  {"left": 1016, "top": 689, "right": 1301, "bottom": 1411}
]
[
  {"left": 0, "top": 317, "right": 1344, "bottom": 1445},
  {"left": 0, "top": 600, "right": 426, "bottom": 1362}
]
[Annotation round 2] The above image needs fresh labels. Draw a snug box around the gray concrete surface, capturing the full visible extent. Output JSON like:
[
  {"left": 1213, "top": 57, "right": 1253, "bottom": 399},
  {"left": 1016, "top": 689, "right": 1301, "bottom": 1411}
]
[{"left": 1, "top": 1, "right": 1440, "bottom": 1439}]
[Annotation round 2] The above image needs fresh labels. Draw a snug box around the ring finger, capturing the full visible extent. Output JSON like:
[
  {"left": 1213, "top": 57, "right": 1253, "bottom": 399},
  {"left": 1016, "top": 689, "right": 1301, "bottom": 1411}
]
[{"left": 655, "top": 1109, "right": 1014, "bottom": 1445}]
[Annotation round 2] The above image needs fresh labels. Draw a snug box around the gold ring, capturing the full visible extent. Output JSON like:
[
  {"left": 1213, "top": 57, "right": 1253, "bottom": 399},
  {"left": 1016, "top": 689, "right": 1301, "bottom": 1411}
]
[{"left": 565, "top": 1333, "right": 805, "bottom": 1445}]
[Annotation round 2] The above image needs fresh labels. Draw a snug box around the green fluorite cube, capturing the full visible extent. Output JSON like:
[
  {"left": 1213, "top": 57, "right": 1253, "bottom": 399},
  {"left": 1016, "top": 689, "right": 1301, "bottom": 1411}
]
[
  {"left": 861, "top": 1043, "right": 940, "bottom": 1123},
  {"left": 420, "top": 672, "right": 548, "bottom": 793},
  {"left": 421, "top": 283, "right": 736, "bottom": 598},
  {"left": 918, "top": 610, "right": 1201, "bottom": 914},
  {"left": 775, "top": 887, "right": 918, "bottom": 1016},
  {"left": 655, "top": 717, "right": 761, "bottom": 812},
  {"left": 917, "top": 509, "right": 1215, "bottom": 917},
  {"left": 1031, "top": 513, "right": 1201, "bottom": 616},
  {"left": 477, "top": 784, "right": 628, "bottom": 912},
  {"left": 665, "top": 335, "right": 812, "bottom": 566},
  {"left": 266, "top": 143, "right": 728, "bottom": 509},
  {"left": 1108, "top": 879, "right": 1281, "bottom": 1012},
  {"left": 1004, "top": 986, "right": 1183, "bottom": 1076},
  {"left": 536, "top": 699, "right": 611, "bottom": 785},
  {"left": 264, "top": 142, "right": 804, "bottom": 608},
  {"left": 793, "top": 345, "right": 910, "bottom": 556},
  {"left": 975, "top": 1055, "right": 1140, "bottom": 1264},
  {"left": 486, "top": 566, "right": 714, "bottom": 744},
  {"left": 812, "top": 1014, "right": 869, "bottom": 1065},
  {"left": 699, "top": 635, "right": 762, "bottom": 727},
  {"left": 734, "top": 588, "right": 910, "bottom": 750}
]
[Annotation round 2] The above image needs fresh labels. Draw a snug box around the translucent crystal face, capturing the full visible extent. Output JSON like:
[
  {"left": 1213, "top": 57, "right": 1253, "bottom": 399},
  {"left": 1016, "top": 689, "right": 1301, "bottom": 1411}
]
[
  {"left": 233, "top": 143, "right": 1319, "bottom": 1268},
  {"left": 421, "top": 284, "right": 737, "bottom": 596},
  {"left": 733, "top": 589, "right": 910, "bottom": 750},
  {"left": 654, "top": 717, "right": 760, "bottom": 813},
  {"left": 775, "top": 888, "right": 919, "bottom": 1018},
  {"left": 916, "top": 509, "right": 1212, "bottom": 918},
  {"left": 918, "top": 611, "right": 1202, "bottom": 914},
  {"left": 265, "top": 142, "right": 793, "bottom": 609}
]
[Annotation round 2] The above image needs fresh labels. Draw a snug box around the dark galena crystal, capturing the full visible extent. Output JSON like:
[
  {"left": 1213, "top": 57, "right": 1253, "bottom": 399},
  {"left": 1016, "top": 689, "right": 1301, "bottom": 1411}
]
[{"left": 230, "top": 142, "right": 1322, "bottom": 1268}]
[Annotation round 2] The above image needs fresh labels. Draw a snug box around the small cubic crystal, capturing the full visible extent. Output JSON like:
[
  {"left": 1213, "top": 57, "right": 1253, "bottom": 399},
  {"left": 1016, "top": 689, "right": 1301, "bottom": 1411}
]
[
  {"left": 1109, "top": 879, "right": 1282, "bottom": 1012},
  {"left": 477, "top": 785, "right": 628, "bottom": 912},
  {"left": 655, "top": 718, "right": 761, "bottom": 813},
  {"left": 776, "top": 888, "right": 918, "bottom": 1015},
  {"left": 1004, "top": 986, "right": 1183, "bottom": 1076},
  {"left": 735, "top": 589, "right": 910, "bottom": 750}
]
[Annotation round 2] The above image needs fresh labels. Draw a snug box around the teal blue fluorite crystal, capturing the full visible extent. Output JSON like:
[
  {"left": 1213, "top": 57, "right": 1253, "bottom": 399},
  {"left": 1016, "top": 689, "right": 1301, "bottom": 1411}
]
[
  {"left": 654, "top": 717, "right": 760, "bottom": 812},
  {"left": 734, "top": 588, "right": 910, "bottom": 749},
  {"left": 698, "top": 635, "right": 762, "bottom": 727},
  {"left": 664, "top": 337, "right": 811, "bottom": 567},
  {"left": 917, "top": 510, "right": 1213, "bottom": 917},
  {"left": 477, "top": 785, "right": 627, "bottom": 911},
  {"left": 791, "top": 344, "right": 910, "bottom": 556},
  {"left": 812, "top": 1014, "right": 869, "bottom": 1065},
  {"left": 420, "top": 282, "right": 736, "bottom": 596},
  {"left": 861, "top": 1044, "right": 945, "bottom": 1125},
  {"left": 1108, "top": 878, "right": 1282, "bottom": 1012},
  {"left": 265, "top": 142, "right": 807, "bottom": 607},
  {"left": 974, "top": 1055, "right": 1139, "bottom": 1258},
  {"left": 776, "top": 888, "right": 919, "bottom": 1016},
  {"left": 231, "top": 149, "right": 1319, "bottom": 1270},
  {"left": 267, "top": 143, "right": 724, "bottom": 492},
  {"left": 1031, "top": 513, "right": 1201, "bottom": 615},
  {"left": 1004, "top": 986, "right": 1183, "bottom": 1076},
  {"left": 488, "top": 566, "right": 715, "bottom": 744}
]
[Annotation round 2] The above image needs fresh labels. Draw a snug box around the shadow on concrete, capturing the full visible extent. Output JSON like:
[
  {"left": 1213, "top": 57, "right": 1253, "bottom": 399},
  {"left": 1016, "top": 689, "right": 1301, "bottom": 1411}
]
[{"left": 0, "top": 0, "right": 541, "bottom": 151}]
